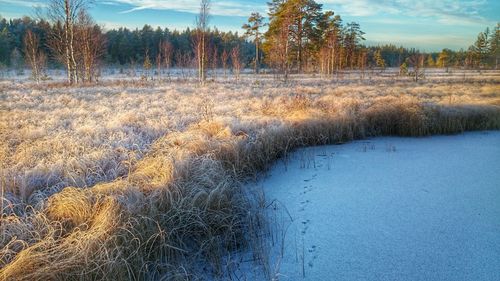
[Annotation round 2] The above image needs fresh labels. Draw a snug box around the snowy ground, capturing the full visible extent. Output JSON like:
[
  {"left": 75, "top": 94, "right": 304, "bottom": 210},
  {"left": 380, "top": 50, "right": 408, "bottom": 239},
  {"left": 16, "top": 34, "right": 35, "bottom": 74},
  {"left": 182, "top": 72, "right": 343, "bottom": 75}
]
[
  {"left": 255, "top": 131, "right": 500, "bottom": 281},
  {"left": 1, "top": 67, "right": 499, "bottom": 83}
]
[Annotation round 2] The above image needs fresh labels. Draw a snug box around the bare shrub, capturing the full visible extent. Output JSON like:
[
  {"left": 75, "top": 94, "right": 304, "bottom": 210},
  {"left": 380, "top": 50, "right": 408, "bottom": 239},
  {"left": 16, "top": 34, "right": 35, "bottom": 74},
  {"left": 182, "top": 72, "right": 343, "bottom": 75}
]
[
  {"left": 231, "top": 46, "right": 242, "bottom": 81},
  {"left": 24, "top": 30, "right": 47, "bottom": 83}
]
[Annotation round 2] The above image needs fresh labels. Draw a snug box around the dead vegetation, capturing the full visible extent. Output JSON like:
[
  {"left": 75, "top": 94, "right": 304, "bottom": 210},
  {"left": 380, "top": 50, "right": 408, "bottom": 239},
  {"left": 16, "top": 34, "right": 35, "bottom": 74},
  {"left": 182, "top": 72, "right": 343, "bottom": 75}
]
[{"left": 0, "top": 74, "right": 499, "bottom": 280}]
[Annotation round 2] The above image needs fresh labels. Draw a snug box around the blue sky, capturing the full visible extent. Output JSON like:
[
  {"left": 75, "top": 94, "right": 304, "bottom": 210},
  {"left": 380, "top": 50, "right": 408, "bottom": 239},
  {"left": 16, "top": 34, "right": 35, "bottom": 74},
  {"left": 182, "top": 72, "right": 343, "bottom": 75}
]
[{"left": 1, "top": 0, "right": 498, "bottom": 51}]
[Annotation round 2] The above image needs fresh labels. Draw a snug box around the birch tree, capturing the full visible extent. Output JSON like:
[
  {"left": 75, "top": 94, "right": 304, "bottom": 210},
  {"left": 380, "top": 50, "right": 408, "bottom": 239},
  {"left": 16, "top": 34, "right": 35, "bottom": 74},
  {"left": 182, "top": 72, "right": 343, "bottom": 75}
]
[
  {"left": 221, "top": 49, "right": 229, "bottom": 79},
  {"left": 48, "top": 0, "right": 90, "bottom": 84},
  {"left": 230, "top": 45, "right": 242, "bottom": 81},
  {"left": 160, "top": 40, "right": 173, "bottom": 78},
  {"left": 24, "top": 29, "right": 46, "bottom": 83},
  {"left": 195, "top": 0, "right": 211, "bottom": 85},
  {"left": 75, "top": 9, "right": 104, "bottom": 83}
]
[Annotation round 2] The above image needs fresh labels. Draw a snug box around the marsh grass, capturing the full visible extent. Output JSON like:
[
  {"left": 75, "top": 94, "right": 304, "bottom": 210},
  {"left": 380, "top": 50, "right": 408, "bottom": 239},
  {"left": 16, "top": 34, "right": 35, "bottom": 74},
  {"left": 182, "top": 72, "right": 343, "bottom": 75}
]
[{"left": 1, "top": 75, "right": 500, "bottom": 280}]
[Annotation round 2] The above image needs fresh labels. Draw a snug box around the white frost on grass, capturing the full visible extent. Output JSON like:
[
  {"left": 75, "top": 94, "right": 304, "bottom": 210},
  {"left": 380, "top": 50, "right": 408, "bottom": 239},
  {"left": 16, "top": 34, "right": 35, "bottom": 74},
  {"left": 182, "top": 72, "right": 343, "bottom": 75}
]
[
  {"left": 3, "top": 76, "right": 498, "bottom": 208},
  {"left": 258, "top": 131, "right": 500, "bottom": 280}
]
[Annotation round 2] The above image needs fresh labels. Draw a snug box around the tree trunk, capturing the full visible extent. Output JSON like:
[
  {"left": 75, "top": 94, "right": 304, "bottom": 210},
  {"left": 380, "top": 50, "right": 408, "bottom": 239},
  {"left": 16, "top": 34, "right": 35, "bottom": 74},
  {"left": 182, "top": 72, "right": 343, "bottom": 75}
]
[
  {"left": 201, "top": 33, "right": 205, "bottom": 85},
  {"left": 255, "top": 34, "right": 259, "bottom": 74},
  {"left": 69, "top": 22, "right": 77, "bottom": 83},
  {"left": 284, "top": 37, "right": 289, "bottom": 81},
  {"left": 64, "top": 5, "right": 72, "bottom": 84},
  {"left": 297, "top": 18, "right": 302, "bottom": 73},
  {"left": 64, "top": 0, "right": 78, "bottom": 84}
]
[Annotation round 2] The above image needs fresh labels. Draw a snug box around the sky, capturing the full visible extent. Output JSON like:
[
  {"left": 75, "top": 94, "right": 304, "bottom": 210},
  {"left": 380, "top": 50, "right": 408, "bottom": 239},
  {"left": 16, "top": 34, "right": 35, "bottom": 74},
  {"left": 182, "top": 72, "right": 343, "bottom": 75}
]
[{"left": 0, "top": 0, "right": 499, "bottom": 52}]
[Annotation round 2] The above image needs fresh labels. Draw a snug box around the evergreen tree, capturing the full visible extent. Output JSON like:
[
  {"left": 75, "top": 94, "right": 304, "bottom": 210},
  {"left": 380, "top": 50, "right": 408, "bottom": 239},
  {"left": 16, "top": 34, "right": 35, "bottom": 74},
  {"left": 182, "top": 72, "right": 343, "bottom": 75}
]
[
  {"left": 399, "top": 61, "right": 408, "bottom": 76},
  {"left": 319, "top": 14, "right": 342, "bottom": 75},
  {"left": 265, "top": 0, "right": 325, "bottom": 72},
  {"left": 489, "top": 23, "right": 499, "bottom": 69},
  {"left": 374, "top": 49, "right": 385, "bottom": 69},
  {"left": 426, "top": 55, "right": 435, "bottom": 67},
  {"left": 473, "top": 29, "right": 489, "bottom": 67},
  {"left": 242, "top": 12, "right": 264, "bottom": 73},
  {"left": 344, "top": 22, "right": 365, "bottom": 69},
  {"left": 437, "top": 49, "right": 451, "bottom": 69},
  {"left": 0, "top": 25, "right": 12, "bottom": 66}
]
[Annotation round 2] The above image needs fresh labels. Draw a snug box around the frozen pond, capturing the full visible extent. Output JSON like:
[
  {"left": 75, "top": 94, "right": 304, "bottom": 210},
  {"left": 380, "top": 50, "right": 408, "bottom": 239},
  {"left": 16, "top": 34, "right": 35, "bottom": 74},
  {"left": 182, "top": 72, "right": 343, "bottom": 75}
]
[{"left": 256, "top": 131, "right": 500, "bottom": 280}]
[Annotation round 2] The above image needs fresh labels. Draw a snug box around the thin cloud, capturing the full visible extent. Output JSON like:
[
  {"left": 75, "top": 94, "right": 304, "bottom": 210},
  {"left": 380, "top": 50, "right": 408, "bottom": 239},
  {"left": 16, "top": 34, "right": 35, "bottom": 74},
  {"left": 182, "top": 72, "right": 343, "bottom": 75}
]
[
  {"left": 319, "top": 0, "right": 492, "bottom": 25},
  {"left": 111, "top": 0, "right": 266, "bottom": 17},
  {"left": 101, "top": 1, "right": 121, "bottom": 5},
  {"left": 0, "top": 0, "right": 46, "bottom": 8}
]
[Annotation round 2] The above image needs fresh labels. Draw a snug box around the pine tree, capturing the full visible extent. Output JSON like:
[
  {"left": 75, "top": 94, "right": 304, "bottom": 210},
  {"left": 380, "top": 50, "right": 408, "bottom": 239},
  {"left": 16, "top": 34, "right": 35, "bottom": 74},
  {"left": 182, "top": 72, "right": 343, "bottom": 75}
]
[
  {"left": 399, "top": 61, "right": 408, "bottom": 76},
  {"left": 374, "top": 49, "right": 385, "bottom": 69},
  {"left": 263, "top": 0, "right": 293, "bottom": 79},
  {"left": 344, "top": 22, "right": 365, "bottom": 69},
  {"left": 242, "top": 12, "right": 264, "bottom": 74},
  {"left": 0, "top": 26, "right": 11, "bottom": 66},
  {"left": 426, "top": 55, "right": 435, "bottom": 67},
  {"left": 489, "top": 23, "right": 499, "bottom": 69},
  {"left": 320, "top": 14, "right": 342, "bottom": 76},
  {"left": 437, "top": 49, "right": 451, "bottom": 70},
  {"left": 264, "top": 0, "right": 325, "bottom": 73},
  {"left": 473, "top": 30, "right": 489, "bottom": 68}
]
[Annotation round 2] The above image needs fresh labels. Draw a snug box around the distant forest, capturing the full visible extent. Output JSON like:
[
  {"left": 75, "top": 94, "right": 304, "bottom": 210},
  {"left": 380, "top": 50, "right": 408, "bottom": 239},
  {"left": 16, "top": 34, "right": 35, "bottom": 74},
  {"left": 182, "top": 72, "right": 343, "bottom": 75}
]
[
  {"left": 0, "top": 17, "right": 254, "bottom": 68},
  {"left": 0, "top": 0, "right": 498, "bottom": 83}
]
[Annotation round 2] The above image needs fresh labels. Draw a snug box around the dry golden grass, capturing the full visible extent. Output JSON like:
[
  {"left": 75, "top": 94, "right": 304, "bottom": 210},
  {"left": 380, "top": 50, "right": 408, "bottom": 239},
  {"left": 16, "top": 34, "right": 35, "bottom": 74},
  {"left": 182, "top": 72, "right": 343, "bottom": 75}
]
[{"left": 0, "top": 72, "right": 499, "bottom": 280}]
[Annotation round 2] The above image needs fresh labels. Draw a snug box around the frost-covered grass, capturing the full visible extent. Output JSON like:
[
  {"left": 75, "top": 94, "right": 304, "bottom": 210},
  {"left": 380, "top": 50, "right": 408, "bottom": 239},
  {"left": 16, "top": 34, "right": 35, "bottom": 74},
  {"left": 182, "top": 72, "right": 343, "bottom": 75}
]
[{"left": 0, "top": 71, "right": 499, "bottom": 280}]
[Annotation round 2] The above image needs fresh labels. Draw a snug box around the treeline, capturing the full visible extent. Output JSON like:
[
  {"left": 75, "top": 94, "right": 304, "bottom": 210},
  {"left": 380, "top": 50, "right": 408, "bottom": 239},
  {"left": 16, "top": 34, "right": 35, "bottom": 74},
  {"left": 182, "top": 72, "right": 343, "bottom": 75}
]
[
  {"left": 447, "top": 26, "right": 499, "bottom": 69},
  {"left": 0, "top": 16, "right": 253, "bottom": 69},
  {"left": 0, "top": 0, "right": 498, "bottom": 84},
  {"left": 366, "top": 24, "right": 499, "bottom": 70},
  {"left": 0, "top": 17, "right": 52, "bottom": 68},
  {"left": 106, "top": 27, "right": 253, "bottom": 67}
]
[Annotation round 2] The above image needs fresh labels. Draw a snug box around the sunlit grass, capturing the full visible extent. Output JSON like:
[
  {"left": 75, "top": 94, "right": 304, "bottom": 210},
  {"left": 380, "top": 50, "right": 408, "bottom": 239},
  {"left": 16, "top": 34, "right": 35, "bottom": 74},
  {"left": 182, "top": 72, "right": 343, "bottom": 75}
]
[{"left": 0, "top": 71, "right": 499, "bottom": 280}]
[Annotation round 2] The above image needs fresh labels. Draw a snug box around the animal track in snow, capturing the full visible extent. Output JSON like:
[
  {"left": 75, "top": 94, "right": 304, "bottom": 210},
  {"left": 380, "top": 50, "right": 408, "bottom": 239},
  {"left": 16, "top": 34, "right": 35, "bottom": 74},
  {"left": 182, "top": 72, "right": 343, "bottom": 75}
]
[
  {"left": 300, "top": 185, "right": 314, "bottom": 195},
  {"left": 303, "top": 174, "right": 317, "bottom": 182}
]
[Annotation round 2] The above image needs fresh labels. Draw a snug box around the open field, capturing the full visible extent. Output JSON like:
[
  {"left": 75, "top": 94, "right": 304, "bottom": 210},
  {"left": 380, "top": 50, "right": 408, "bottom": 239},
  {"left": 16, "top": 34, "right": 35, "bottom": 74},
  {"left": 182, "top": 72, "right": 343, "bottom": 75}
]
[{"left": 1, "top": 70, "right": 500, "bottom": 280}]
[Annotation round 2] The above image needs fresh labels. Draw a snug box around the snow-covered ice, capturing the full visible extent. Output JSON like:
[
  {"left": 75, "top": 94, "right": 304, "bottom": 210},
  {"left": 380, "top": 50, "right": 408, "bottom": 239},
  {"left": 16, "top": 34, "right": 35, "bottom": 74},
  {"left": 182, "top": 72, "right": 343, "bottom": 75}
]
[{"left": 256, "top": 131, "right": 500, "bottom": 281}]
